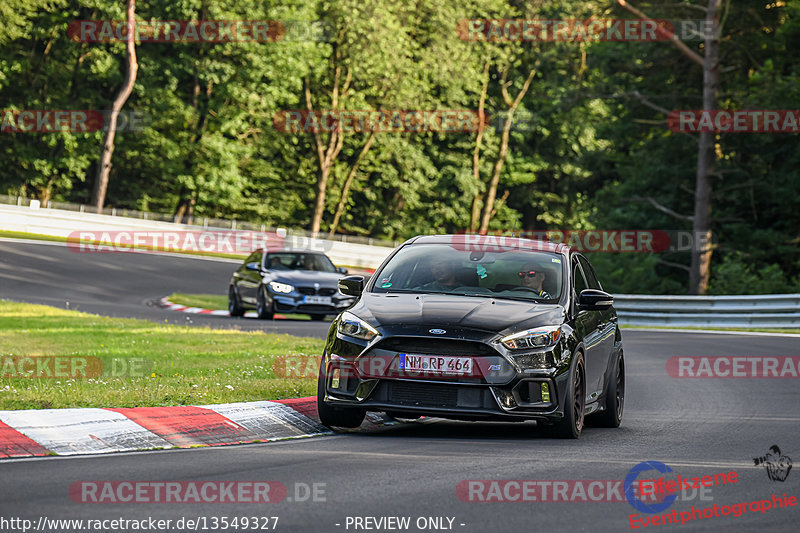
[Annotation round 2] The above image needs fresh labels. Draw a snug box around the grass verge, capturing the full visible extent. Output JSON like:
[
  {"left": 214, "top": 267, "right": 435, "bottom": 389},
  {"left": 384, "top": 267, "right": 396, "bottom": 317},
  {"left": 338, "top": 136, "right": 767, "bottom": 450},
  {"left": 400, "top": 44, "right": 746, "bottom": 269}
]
[{"left": 0, "top": 300, "right": 324, "bottom": 410}]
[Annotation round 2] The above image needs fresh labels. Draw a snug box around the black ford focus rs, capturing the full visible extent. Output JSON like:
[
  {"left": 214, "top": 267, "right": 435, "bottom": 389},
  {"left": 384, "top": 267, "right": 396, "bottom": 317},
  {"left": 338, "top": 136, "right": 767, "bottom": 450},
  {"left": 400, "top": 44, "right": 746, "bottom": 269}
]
[{"left": 317, "top": 234, "right": 624, "bottom": 438}]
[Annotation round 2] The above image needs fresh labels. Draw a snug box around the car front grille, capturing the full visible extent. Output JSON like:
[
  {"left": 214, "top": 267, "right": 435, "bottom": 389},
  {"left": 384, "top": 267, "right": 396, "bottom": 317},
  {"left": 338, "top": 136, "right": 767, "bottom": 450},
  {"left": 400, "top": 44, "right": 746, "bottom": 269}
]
[
  {"left": 376, "top": 337, "right": 498, "bottom": 356},
  {"left": 387, "top": 381, "right": 460, "bottom": 408},
  {"left": 297, "top": 287, "right": 337, "bottom": 296},
  {"left": 296, "top": 304, "right": 335, "bottom": 312}
]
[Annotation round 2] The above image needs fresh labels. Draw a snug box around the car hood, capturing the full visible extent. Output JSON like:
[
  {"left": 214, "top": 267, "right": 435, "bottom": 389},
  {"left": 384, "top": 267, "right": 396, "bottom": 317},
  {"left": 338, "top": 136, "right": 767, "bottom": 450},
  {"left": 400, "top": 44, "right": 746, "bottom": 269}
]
[
  {"left": 350, "top": 293, "right": 566, "bottom": 336},
  {"left": 267, "top": 270, "right": 343, "bottom": 286}
]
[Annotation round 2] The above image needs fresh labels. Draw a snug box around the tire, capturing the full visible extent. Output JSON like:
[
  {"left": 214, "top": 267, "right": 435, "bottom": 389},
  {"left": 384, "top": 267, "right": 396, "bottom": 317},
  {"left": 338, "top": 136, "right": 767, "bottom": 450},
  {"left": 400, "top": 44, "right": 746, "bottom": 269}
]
[
  {"left": 309, "top": 314, "right": 327, "bottom": 321},
  {"left": 591, "top": 350, "right": 625, "bottom": 428},
  {"left": 550, "top": 352, "right": 586, "bottom": 439},
  {"left": 228, "top": 285, "right": 245, "bottom": 317},
  {"left": 256, "top": 286, "right": 274, "bottom": 319},
  {"left": 316, "top": 357, "right": 365, "bottom": 429}
]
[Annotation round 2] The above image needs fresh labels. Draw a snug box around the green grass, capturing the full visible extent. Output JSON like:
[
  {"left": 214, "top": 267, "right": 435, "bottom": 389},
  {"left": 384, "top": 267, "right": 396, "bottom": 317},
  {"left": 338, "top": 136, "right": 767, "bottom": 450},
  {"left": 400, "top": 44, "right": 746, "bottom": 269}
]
[
  {"left": 168, "top": 293, "right": 313, "bottom": 320},
  {"left": 622, "top": 325, "right": 800, "bottom": 334},
  {"left": 0, "top": 301, "right": 324, "bottom": 410},
  {"left": 169, "top": 292, "right": 229, "bottom": 310},
  {"left": 0, "top": 230, "right": 67, "bottom": 243}
]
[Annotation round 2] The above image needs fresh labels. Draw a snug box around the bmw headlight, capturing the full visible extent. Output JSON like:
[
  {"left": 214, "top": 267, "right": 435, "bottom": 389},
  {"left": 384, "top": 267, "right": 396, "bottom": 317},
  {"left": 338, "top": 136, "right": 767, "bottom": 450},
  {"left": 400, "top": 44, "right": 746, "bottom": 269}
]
[
  {"left": 268, "top": 281, "right": 294, "bottom": 294},
  {"left": 500, "top": 326, "right": 560, "bottom": 350},
  {"left": 338, "top": 311, "right": 379, "bottom": 341}
]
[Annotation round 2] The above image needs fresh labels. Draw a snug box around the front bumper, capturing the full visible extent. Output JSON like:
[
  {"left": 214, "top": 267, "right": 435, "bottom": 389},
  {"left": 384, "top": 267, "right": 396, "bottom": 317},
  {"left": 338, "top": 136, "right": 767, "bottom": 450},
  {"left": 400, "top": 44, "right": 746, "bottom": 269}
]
[
  {"left": 321, "top": 331, "right": 573, "bottom": 423},
  {"left": 270, "top": 292, "right": 354, "bottom": 315}
]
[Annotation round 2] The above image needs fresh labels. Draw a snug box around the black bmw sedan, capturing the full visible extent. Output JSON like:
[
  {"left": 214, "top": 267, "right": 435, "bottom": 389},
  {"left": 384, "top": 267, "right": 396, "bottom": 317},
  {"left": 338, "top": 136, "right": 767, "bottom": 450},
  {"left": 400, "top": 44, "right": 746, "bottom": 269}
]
[
  {"left": 228, "top": 249, "right": 355, "bottom": 320},
  {"left": 317, "top": 235, "right": 624, "bottom": 438}
]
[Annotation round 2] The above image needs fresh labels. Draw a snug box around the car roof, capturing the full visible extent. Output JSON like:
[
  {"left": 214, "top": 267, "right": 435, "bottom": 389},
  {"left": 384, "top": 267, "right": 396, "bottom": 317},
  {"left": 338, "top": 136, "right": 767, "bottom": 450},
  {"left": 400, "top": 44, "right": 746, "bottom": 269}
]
[{"left": 405, "top": 234, "right": 569, "bottom": 254}]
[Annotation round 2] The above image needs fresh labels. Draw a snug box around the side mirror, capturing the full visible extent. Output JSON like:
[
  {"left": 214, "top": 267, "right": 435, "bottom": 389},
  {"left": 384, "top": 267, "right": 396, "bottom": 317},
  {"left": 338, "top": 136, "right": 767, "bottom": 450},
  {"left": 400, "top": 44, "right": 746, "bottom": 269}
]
[
  {"left": 578, "top": 289, "right": 613, "bottom": 311},
  {"left": 338, "top": 275, "right": 365, "bottom": 297},
  {"left": 338, "top": 266, "right": 349, "bottom": 275},
  {"left": 246, "top": 262, "right": 261, "bottom": 271}
]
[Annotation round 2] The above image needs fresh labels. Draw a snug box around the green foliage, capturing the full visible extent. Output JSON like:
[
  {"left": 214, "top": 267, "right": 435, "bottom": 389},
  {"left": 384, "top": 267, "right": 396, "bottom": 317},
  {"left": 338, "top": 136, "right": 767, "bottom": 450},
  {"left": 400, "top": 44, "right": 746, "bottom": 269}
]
[
  {"left": 708, "top": 253, "right": 798, "bottom": 295},
  {"left": 0, "top": 0, "right": 798, "bottom": 294}
]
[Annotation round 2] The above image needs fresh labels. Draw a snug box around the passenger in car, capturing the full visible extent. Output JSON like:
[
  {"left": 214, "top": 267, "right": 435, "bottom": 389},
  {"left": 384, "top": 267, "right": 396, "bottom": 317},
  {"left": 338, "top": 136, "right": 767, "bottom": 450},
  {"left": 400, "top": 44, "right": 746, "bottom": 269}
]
[
  {"left": 419, "top": 257, "right": 462, "bottom": 292},
  {"left": 268, "top": 257, "right": 287, "bottom": 270},
  {"left": 518, "top": 262, "right": 553, "bottom": 298}
]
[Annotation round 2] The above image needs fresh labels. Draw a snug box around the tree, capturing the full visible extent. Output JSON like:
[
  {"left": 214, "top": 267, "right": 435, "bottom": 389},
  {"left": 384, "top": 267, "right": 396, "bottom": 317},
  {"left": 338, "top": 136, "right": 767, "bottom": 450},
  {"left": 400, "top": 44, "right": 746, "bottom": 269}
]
[
  {"left": 617, "top": 0, "right": 722, "bottom": 294},
  {"left": 91, "top": 0, "right": 138, "bottom": 212}
]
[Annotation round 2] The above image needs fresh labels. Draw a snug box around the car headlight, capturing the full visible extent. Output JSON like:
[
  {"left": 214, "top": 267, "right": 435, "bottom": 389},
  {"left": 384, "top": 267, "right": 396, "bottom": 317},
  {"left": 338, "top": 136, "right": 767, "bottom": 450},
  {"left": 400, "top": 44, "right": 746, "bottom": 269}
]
[
  {"left": 500, "top": 326, "right": 560, "bottom": 350},
  {"left": 269, "top": 281, "right": 294, "bottom": 294},
  {"left": 338, "top": 311, "right": 379, "bottom": 341}
]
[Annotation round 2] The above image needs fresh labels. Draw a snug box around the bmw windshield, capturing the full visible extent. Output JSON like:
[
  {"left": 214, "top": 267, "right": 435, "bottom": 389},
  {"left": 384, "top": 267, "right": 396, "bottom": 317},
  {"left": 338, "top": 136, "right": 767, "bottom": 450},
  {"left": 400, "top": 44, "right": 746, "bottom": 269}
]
[{"left": 370, "top": 243, "right": 564, "bottom": 302}]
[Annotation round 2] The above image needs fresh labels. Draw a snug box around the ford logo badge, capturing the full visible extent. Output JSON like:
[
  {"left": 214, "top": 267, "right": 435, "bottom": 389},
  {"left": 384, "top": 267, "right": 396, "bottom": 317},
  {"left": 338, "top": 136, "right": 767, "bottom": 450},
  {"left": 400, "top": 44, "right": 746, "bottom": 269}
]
[{"left": 429, "top": 329, "right": 446, "bottom": 335}]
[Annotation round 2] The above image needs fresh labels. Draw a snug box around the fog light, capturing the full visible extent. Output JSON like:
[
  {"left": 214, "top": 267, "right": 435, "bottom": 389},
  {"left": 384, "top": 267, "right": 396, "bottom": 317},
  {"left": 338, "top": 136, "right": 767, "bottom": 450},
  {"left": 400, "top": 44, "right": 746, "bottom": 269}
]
[
  {"left": 331, "top": 368, "right": 340, "bottom": 389},
  {"left": 541, "top": 382, "right": 550, "bottom": 403},
  {"left": 493, "top": 389, "right": 517, "bottom": 409}
]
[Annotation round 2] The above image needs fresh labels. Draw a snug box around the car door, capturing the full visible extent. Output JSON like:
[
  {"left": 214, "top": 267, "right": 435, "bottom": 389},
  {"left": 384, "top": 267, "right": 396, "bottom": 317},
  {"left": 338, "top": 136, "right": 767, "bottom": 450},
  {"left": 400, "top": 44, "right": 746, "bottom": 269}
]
[
  {"left": 577, "top": 254, "right": 617, "bottom": 396},
  {"left": 571, "top": 255, "right": 604, "bottom": 402},
  {"left": 237, "top": 251, "right": 263, "bottom": 304}
]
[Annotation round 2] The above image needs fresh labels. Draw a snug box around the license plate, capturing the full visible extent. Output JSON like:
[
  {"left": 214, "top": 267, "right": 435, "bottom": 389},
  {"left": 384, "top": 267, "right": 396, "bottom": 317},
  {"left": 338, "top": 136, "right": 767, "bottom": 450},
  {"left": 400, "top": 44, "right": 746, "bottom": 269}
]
[
  {"left": 398, "top": 354, "right": 473, "bottom": 374},
  {"left": 304, "top": 295, "right": 332, "bottom": 305}
]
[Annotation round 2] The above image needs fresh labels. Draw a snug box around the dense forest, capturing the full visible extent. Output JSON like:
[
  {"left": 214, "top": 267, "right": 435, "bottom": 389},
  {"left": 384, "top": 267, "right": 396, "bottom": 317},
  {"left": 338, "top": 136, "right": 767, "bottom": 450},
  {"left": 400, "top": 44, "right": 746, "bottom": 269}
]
[{"left": 1, "top": 0, "right": 799, "bottom": 295}]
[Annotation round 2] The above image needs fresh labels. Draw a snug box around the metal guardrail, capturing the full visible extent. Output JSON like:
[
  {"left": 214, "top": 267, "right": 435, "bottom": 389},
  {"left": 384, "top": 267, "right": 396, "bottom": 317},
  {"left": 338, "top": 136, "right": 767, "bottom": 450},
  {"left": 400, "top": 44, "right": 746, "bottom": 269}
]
[{"left": 614, "top": 294, "right": 800, "bottom": 328}]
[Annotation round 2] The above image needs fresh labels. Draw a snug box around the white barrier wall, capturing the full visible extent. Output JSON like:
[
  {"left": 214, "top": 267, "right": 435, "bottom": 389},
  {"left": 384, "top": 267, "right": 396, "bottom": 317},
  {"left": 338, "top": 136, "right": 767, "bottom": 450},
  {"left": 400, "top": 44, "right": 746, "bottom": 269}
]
[{"left": 0, "top": 204, "right": 394, "bottom": 269}]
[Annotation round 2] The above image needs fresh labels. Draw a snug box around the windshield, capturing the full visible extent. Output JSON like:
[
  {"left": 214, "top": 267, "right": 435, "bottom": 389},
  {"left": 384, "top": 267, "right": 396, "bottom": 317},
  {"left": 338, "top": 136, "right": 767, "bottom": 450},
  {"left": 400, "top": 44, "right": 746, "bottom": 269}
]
[
  {"left": 265, "top": 252, "right": 337, "bottom": 273},
  {"left": 371, "top": 243, "right": 563, "bottom": 302}
]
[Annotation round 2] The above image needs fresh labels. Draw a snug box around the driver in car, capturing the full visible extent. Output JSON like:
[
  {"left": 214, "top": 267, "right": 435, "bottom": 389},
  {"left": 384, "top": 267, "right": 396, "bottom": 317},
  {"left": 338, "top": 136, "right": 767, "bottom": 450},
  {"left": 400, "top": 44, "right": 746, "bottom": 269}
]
[
  {"left": 518, "top": 262, "right": 552, "bottom": 298},
  {"left": 419, "top": 257, "right": 462, "bottom": 292}
]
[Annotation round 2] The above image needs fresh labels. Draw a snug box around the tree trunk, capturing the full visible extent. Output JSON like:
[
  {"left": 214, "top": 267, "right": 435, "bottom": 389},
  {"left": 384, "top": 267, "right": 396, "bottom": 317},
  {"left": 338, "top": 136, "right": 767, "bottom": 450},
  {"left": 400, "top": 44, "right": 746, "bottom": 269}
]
[
  {"left": 470, "top": 61, "right": 490, "bottom": 232},
  {"left": 307, "top": 65, "right": 349, "bottom": 234},
  {"left": 91, "top": 0, "right": 138, "bottom": 213},
  {"left": 478, "top": 68, "right": 536, "bottom": 233},
  {"left": 328, "top": 131, "right": 376, "bottom": 237},
  {"left": 689, "top": 0, "right": 721, "bottom": 295}
]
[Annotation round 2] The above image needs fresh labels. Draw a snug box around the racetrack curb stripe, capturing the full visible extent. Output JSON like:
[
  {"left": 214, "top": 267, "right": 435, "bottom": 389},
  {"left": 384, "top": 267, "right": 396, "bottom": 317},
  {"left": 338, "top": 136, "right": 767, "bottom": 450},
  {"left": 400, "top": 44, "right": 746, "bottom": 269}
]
[
  {"left": 0, "top": 398, "right": 395, "bottom": 459},
  {"left": 0, "top": 419, "right": 51, "bottom": 458},
  {"left": 0, "top": 408, "right": 173, "bottom": 456},
  {"left": 155, "top": 297, "right": 286, "bottom": 319}
]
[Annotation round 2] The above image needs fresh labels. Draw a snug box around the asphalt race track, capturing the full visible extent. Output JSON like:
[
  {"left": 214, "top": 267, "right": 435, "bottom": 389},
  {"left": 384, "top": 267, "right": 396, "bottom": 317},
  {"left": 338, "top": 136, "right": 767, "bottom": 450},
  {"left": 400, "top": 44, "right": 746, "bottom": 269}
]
[
  {"left": 1, "top": 238, "right": 799, "bottom": 531},
  {"left": 0, "top": 239, "right": 333, "bottom": 337}
]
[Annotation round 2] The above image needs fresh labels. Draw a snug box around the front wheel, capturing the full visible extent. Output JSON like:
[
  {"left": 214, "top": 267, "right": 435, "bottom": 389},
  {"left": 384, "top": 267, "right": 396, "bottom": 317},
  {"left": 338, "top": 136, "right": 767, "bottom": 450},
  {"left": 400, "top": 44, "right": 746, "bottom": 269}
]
[
  {"left": 550, "top": 352, "right": 585, "bottom": 439},
  {"left": 591, "top": 350, "right": 625, "bottom": 428},
  {"left": 256, "top": 286, "right": 274, "bottom": 319},
  {"left": 316, "top": 358, "right": 365, "bottom": 429},
  {"left": 228, "top": 286, "right": 244, "bottom": 317}
]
